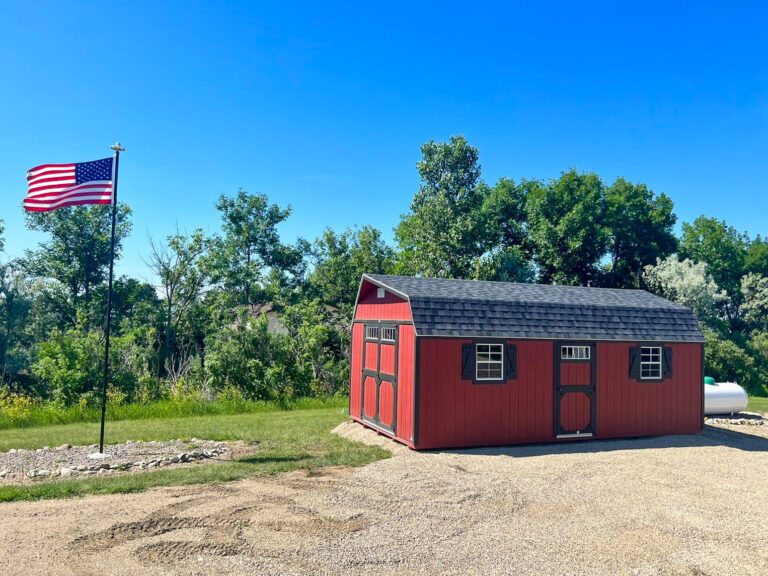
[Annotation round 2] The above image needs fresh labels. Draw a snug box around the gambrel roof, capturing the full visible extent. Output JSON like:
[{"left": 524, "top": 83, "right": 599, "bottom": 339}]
[{"left": 362, "top": 274, "right": 705, "bottom": 342}]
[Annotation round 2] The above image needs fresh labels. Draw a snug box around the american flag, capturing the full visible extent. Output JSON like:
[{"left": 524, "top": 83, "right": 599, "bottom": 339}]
[{"left": 23, "top": 157, "right": 114, "bottom": 212}]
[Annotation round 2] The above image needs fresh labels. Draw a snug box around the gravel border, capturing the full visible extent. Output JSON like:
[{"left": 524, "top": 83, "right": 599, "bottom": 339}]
[{"left": 0, "top": 439, "right": 235, "bottom": 483}]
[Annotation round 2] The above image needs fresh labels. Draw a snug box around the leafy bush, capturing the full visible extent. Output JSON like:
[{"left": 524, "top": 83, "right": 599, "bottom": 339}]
[
  {"left": 206, "top": 312, "right": 303, "bottom": 403},
  {"left": 30, "top": 328, "right": 157, "bottom": 405},
  {"left": 704, "top": 329, "right": 766, "bottom": 395}
]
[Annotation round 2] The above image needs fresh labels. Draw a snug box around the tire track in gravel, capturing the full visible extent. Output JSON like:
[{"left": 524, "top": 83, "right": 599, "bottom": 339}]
[{"left": 66, "top": 473, "right": 370, "bottom": 572}]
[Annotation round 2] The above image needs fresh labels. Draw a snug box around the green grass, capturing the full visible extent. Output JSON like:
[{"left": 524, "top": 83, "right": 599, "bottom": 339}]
[
  {"left": 0, "top": 396, "right": 348, "bottom": 429},
  {"left": 748, "top": 396, "right": 768, "bottom": 414},
  {"left": 0, "top": 407, "right": 388, "bottom": 503}
]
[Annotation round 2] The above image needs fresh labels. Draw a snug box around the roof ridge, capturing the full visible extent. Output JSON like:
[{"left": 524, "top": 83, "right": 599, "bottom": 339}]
[
  {"left": 367, "top": 273, "right": 652, "bottom": 294},
  {"left": 410, "top": 296, "right": 689, "bottom": 310}
]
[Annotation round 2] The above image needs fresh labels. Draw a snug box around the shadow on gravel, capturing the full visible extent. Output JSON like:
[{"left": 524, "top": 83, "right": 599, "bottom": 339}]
[{"left": 434, "top": 426, "right": 768, "bottom": 459}]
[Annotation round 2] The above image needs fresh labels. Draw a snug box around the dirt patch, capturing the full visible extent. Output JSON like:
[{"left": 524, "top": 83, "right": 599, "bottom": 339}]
[{"left": 0, "top": 423, "right": 766, "bottom": 575}]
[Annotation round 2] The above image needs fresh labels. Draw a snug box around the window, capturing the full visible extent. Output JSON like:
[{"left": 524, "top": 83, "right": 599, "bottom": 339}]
[
  {"left": 381, "top": 327, "right": 396, "bottom": 342},
  {"left": 376, "top": 287, "right": 386, "bottom": 299},
  {"left": 561, "top": 345, "right": 590, "bottom": 360},
  {"left": 640, "top": 346, "right": 662, "bottom": 379},
  {"left": 365, "top": 326, "right": 379, "bottom": 340},
  {"left": 476, "top": 343, "right": 504, "bottom": 381}
]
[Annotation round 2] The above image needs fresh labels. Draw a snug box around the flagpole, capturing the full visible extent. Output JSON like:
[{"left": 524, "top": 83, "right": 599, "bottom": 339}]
[{"left": 98, "top": 142, "right": 125, "bottom": 454}]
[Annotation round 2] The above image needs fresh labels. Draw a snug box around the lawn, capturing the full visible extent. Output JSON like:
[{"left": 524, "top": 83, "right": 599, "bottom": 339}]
[
  {"left": 0, "top": 407, "right": 389, "bottom": 503},
  {"left": 748, "top": 396, "right": 768, "bottom": 414}
]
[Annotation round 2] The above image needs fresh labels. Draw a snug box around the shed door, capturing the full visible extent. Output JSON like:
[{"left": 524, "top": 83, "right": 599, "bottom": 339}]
[
  {"left": 361, "top": 323, "right": 398, "bottom": 434},
  {"left": 555, "top": 343, "right": 596, "bottom": 438}
]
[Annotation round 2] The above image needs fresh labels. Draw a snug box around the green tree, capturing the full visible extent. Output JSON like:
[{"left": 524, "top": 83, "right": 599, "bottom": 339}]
[
  {"left": 603, "top": 178, "right": 677, "bottom": 288},
  {"left": 679, "top": 216, "right": 747, "bottom": 327},
  {"left": 310, "top": 226, "right": 396, "bottom": 308},
  {"left": 479, "top": 178, "right": 533, "bottom": 255},
  {"left": 395, "top": 136, "right": 487, "bottom": 278},
  {"left": 703, "top": 329, "right": 763, "bottom": 394},
  {"left": 24, "top": 204, "right": 132, "bottom": 325},
  {"left": 527, "top": 169, "right": 609, "bottom": 285},
  {"left": 472, "top": 178, "right": 537, "bottom": 282},
  {"left": 148, "top": 229, "right": 208, "bottom": 372},
  {"left": 0, "top": 260, "right": 33, "bottom": 386},
  {"left": 745, "top": 235, "right": 768, "bottom": 277},
  {"left": 207, "top": 190, "right": 304, "bottom": 306},
  {"left": 283, "top": 299, "right": 349, "bottom": 396}
]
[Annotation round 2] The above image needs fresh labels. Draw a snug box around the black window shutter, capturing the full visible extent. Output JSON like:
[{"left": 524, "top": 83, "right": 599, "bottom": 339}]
[
  {"left": 505, "top": 344, "right": 518, "bottom": 380},
  {"left": 662, "top": 347, "right": 673, "bottom": 378},
  {"left": 461, "top": 344, "right": 474, "bottom": 380},
  {"left": 629, "top": 347, "right": 640, "bottom": 380}
]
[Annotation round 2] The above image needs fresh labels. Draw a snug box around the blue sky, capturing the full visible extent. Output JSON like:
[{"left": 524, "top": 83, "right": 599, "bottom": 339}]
[{"left": 1, "top": 1, "right": 766, "bottom": 283}]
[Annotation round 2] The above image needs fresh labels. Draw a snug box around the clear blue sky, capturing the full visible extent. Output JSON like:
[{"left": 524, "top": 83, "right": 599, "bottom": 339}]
[{"left": 1, "top": 1, "right": 766, "bottom": 283}]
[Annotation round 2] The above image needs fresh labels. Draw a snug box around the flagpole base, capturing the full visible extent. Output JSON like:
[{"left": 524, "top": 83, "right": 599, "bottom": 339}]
[{"left": 88, "top": 452, "right": 111, "bottom": 459}]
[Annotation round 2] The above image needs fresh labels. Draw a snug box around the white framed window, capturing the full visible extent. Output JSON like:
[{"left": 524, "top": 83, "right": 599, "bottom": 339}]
[
  {"left": 376, "top": 287, "right": 386, "bottom": 299},
  {"left": 561, "top": 345, "right": 590, "bottom": 360},
  {"left": 640, "top": 346, "right": 662, "bottom": 379},
  {"left": 381, "top": 327, "right": 396, "bottom": 342},
  {"left": 476, "top": 343, "right": 504, "bottom": 381},
  {"left": 365, "top": 326, "right": 379, "bottom": 340}
]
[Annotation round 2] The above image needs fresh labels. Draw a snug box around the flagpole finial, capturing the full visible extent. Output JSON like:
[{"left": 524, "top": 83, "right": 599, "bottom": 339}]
[{"left": 110, "top": 142, "right": 125, "bottom": 152}]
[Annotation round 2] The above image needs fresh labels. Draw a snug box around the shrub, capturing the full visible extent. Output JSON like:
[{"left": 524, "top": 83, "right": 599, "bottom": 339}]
[
  {"left": 30, "top": 328, "right": 157, "bottom": 406},
  {"left": 0, "top": 390, "right": 36, "bottom": 425},
  {"left": 704, "top": 329, "right": 765, "bottom": 395}
]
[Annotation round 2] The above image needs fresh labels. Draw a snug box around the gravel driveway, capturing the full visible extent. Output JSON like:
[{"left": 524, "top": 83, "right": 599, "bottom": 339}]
[{"left": 0, "top": 419, "right": 766, "bottom": 575}]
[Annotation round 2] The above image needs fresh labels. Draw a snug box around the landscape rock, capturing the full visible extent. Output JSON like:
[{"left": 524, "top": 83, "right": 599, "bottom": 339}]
[{"left": 0, "top": 439, "right": 231, "bottom": 484}]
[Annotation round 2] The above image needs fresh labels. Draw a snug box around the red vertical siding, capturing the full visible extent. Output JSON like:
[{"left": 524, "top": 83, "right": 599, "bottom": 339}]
[
  {"left": 395, "top": 325, "right": 415, "bottom": 444},
  {"left": 349, "top": 323, "right": 363, "bottom": 418},
  {"left": 363, "top": 376, "right": 377, "bottom": 419},
  {"left": 560, "top": 392, "right": 591, "bottom": 431},
  {"left": 364, "top": 341, "right": 378, "bottom": 370},
  {"left": 596, "top": 342, "right": 703, "bottom": 438},
  {"left": 417, "top": 338, "right": 554, "bottom": 449},
  {"left": 378, "top": 381, "right": 395, "bottom": 427},
  {"left": 354, "top": 281, "right": 412, "bottom": 321},
  {"left": 379, "top": 343, "right": 396, "bottom": 375},
  {"left": 560, "top": 363, "right": 591, "bottom": 386}
]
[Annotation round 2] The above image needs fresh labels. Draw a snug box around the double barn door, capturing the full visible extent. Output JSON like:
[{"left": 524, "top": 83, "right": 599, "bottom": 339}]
[
  {"left": 361, "top": 323, "right": 398, "bottom": 433},
  {"left": 555, "top": 342, "right": 596, "bottom": 438}
]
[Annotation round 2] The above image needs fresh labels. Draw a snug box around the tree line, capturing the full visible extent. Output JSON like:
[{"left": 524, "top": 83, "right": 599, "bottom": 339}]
[{"left": 0, "top": 135, "right": 766, "bottom": 411}]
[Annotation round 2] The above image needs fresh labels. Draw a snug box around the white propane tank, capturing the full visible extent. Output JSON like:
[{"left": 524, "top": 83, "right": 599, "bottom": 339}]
[{"left": 704, "top": 381, "right": 749, "bottom": 415}]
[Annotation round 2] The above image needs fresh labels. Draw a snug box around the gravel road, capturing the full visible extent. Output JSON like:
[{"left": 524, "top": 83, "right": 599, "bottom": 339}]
[{"left": 0, "top": 419, "right": 766, "bottom": 575}]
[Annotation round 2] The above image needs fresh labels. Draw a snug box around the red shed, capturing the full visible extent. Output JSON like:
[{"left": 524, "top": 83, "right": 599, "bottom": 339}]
[{"left": 349, "top": 274, "right": 705, "bottom": 450}]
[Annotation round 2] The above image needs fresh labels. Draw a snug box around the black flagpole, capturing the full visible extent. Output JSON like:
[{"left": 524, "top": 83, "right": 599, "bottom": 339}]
[{"left": 98, "top": 142, "right": 125, "bottom": 454}]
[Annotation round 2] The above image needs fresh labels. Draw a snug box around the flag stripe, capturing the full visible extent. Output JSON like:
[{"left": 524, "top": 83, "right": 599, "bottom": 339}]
[
  {"left": 26, "top": 164, "right": 76, "bottom": 177},
  {"left": 23, "top": 193, "right": 113, "bottom": 210},
  {"left": 28, "top": 178, "right": 78, "bottom": 191},
  {"left": 23, "top": 198, "right": 112, "bottom": 212},
  {"left": 28, "top": 172, "right": 76, "bottom": 185},
  {"left": 27, "top": 182, "right": 113, "bottom": 200}
]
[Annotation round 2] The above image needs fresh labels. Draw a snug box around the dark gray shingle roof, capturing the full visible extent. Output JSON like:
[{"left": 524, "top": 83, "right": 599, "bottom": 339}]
[{"left": 364, "top": 274, "right": 704, "bottom": 342}]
